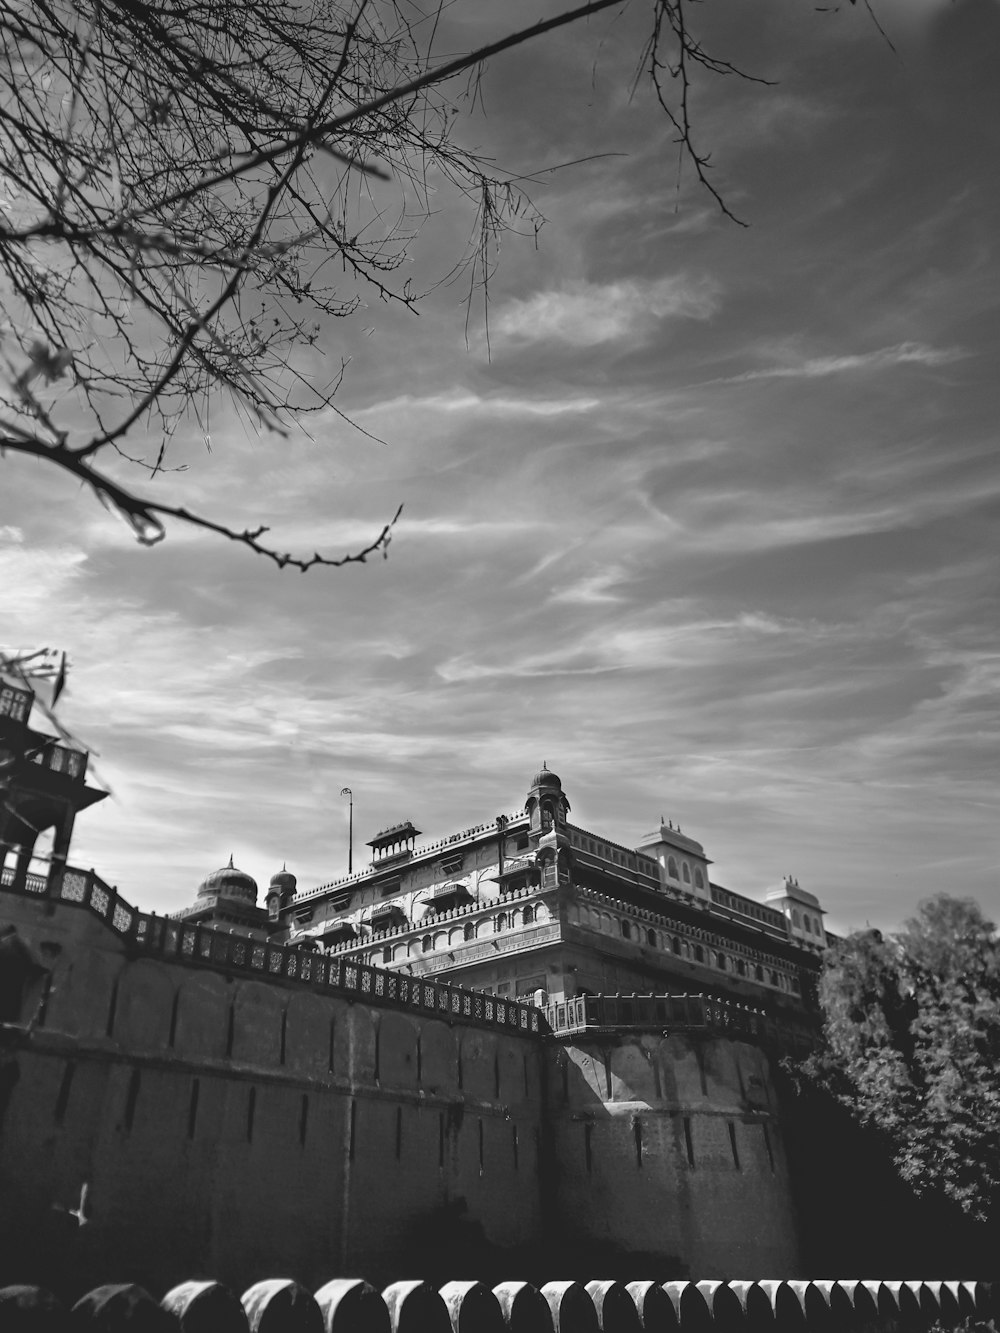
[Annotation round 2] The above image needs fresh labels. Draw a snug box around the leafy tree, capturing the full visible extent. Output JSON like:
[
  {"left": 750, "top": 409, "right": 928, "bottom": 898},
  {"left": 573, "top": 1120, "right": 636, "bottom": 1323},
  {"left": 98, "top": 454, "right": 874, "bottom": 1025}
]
[
  {"left": 801, "top": 894, "right": 1000, "bottom": 1222},
  {"left": 0, "top": 0, "right": 869, "bottom": 569}
]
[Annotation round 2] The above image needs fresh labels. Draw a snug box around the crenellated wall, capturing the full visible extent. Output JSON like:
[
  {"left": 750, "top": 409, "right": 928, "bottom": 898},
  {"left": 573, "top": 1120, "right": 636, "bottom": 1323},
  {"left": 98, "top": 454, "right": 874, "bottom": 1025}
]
[{"left": 0, "top": 888, "right": 803, "bottom": 1297}]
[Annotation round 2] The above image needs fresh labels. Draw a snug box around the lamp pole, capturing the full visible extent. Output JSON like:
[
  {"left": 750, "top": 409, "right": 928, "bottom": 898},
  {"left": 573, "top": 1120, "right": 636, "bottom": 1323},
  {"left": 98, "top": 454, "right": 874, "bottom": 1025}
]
[{"left": 340, "top": 788, "right": 353, "bottom": 874}]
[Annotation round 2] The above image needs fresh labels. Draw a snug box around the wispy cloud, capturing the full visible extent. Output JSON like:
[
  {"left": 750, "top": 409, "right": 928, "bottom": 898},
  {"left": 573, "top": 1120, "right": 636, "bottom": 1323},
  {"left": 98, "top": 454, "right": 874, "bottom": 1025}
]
[
  {"left": 711, "top": 341, "right": 966, "bottom": 385},
  {"left": 490, "top": 274, "right": 720, "bottom": 347}
]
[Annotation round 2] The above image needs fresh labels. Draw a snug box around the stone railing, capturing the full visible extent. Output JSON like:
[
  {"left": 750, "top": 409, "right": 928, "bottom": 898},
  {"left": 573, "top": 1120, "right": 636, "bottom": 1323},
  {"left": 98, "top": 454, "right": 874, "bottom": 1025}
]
[
  {"left": 292, "top": 808, "right": 528, "bottom": 906},
  {"left": 0, "top": 862, "right": 542, "bottom": 1039},
  {"left": 572, "top": 883, "right": 805, "bottom": 987},
  {"left": 0, "top": 865, "right": 49, "bottom": 894},
  {"left": 543, "top": 991, "right": 810, "bottom": 1047},
  {"left": 321, "top": 883, "right": 544, "bottom": 954},
  {"left": 0, "top": 1275, "right": 989, "bottom": 1332}
]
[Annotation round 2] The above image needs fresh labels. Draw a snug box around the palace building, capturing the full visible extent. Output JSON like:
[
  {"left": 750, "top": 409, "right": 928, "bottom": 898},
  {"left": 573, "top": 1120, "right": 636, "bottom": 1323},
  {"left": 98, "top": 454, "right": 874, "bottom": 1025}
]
[{"left": 256, "top": 765, "right": 829, "bottom": 1015}]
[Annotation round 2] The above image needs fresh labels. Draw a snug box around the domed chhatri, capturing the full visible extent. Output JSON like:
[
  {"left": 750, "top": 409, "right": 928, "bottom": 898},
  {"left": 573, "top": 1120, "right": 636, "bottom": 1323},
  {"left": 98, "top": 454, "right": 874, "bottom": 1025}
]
[
  {"left": 530, "top": 762, "right": 562, "bottom": 789},
  {"left": 268, "top": 865, "right": 297, "bottom": 895},
  {"left": 196, "top": 855, "right": 258, "bottom": 906}
]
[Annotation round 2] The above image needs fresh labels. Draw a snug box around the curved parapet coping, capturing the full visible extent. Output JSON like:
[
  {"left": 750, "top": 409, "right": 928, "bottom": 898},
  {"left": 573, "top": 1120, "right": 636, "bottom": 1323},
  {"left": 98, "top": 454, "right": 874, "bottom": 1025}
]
[
  {"left": 663, "top": 1282, "right": 712, "bottom": 1333},
  {"left": 161, "top": 1281, "right": 249, "bottom": 1333},
  {"left": 314, "top": 1280, "right": 391, "bottom": 1333},
  {"left": 751, "top": 1281, "right": 810, "bottom": 1331},
  {"left": 835, "top": 1281, "right": 882, "bottom": 1326},
  {"left": 381, "top": 1280, "right": 452, "bottom": 1333},
  {"left": 951, "top": 1281, "right": 983, "bottom": 1320},
  {"left": 922, "top": 1281, "right": 962, "bottom": 1327},
  {"left": 242, "top": 1281, "right": 323, "bottom": 1333},
  {"left": 695, "top": 1282, "right": 744, "bottom": 1333},
  {"left": 856, "top": 1281, "right": 900, "bottom": 1329},
  {"left": 625, "top": 1282, "right": 678, "bottom": 1333},
  {"left": 493, "top": 1281, "right": 555, "bottom": 1333},
  {"left": 439, "top": 1281, "right": 506, "bottom": 1333},
  {"left": 0, "top": 1278, "right": 992, "bottom": 1333},
  {"left": 726, "top": 1283, "right": 775, "bottom": 1330},
  {"left": 808, "top": 1282, "right": 855, "bottom": 1329},
  {"left": 787, "top": 1281, "right": 833, "bottom": 1331},
  {"left": 71, "top": 1283, "right": 177, "bottom": 1330},
  {"left": 879, "top": 1282, "right": 921, "bottom": 1328},
  {"left": 908, "top": 1281, "right": 940, "bottom": 1326},
  {"left": 583, "top": 1281, "right": 642, "bottom": 1333},
  {"left": 0, "top": 1284, "right": 71, "bottom": 1332},
  {"left": 540, "top": 1281, "right": 600, "bottom": 1333}
]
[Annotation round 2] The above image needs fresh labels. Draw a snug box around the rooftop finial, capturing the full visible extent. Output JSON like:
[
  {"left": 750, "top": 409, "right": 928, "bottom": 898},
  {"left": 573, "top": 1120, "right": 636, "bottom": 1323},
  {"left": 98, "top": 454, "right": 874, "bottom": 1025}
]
[{"left": 228, "top": 853, "right": 234, "bottom": 868}]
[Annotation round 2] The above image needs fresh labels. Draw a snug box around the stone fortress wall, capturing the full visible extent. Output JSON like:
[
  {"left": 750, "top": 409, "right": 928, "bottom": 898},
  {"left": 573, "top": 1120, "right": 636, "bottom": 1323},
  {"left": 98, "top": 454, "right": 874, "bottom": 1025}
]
[{"left": 1, "top": 883, "right": 800, "bottom": 1297}]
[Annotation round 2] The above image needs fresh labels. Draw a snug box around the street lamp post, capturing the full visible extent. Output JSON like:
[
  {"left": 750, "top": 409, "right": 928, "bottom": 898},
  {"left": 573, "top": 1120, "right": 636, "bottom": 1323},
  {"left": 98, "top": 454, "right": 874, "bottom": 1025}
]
[{"left": 340, "top": 788, "right": 353, "bottom": 874}]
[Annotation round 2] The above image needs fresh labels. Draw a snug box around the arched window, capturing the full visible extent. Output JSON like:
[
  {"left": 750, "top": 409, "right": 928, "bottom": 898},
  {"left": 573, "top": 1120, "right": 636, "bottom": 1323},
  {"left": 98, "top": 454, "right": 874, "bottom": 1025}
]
[
  {"left": 495, "top": 913, "right": 507, "bottom": 933},
  {"left": 646, "top": 929, "right": 657, "bottom": 947},
  {"left": 667, "top": 856, "right": 678, "bottom": 879},
  {"left": 694, "top": 945, "right": 704, "bottom": 964},
  {"left": 672, "top": 936, "right": 681, "bottom": 955},
  {"left": 523, "top": 906, "right": 534, "bottom": 926},
  {"left": 682, "top": 862, "right": 691, "bottom": 883},
  {"left": 382, "top": 946, "right": 392, "bottom": 963},
  {"left": 736, "top": 959, "right": 747, "bottom": 977},
  {"left": 693, "top": 868, "right": 704, "bottom": 889},
  {"left": 463, "top": 922, "right": 474, "bottom": 942},
  {"left": 754, "top": 964, "right": 764, "bottom": 981},
  {"left": 791, "top": 909, "right": 801, "bottom": 928},
  {"left": 716, "top": 951, "right": 726, "bottom": 969},
  {"left": 422, "top": 935, "right": 432, "bottom": 953},
  {"left": 621, "top": 920, "right": 632, "bottom": 940},
  {"left": 769, "top": 969, "right": 778, "bottom": 986}
]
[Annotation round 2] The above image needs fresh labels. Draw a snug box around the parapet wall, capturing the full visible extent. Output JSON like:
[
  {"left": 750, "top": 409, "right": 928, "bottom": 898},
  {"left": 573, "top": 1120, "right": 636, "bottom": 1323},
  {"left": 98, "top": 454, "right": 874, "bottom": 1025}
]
[{"left": 2, "top": 1276, "right": 991, "bottom": 1333}]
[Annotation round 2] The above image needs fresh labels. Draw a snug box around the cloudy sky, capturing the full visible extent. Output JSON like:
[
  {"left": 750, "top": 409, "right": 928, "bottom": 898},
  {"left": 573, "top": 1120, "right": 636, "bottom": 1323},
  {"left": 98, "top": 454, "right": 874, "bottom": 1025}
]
[{"left": 3, "top": 0, "right": 998, "bottom": 935}]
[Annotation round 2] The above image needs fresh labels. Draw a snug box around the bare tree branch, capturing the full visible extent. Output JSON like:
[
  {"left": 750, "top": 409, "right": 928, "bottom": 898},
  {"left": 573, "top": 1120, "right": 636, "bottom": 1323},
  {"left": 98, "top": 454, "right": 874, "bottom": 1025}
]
[{"left": 0, "top": 0, "right": 839, "bottom": 568}]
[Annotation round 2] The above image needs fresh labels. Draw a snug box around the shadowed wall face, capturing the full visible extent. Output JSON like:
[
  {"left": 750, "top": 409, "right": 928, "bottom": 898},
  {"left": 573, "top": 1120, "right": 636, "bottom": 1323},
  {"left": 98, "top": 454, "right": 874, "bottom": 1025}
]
[{"left": 546, "top": 1032, "right": 799, "bottom": 1277}]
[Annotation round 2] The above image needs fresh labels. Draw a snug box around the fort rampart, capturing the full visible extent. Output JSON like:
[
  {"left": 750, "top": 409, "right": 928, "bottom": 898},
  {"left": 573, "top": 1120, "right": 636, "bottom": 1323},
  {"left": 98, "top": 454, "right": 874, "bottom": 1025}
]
[{"left": 2, "top": 879, "right": 802, "bottom": 1294}]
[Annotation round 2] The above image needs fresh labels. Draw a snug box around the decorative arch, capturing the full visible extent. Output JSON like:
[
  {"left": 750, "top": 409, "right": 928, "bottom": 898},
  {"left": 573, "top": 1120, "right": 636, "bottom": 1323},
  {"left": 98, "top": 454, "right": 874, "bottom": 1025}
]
[
  {"left": 682, "top": 862, "right": 691, "bottom": 883},
  {"left": 667, "top": 856, "right": 678, "bottom": 879}
]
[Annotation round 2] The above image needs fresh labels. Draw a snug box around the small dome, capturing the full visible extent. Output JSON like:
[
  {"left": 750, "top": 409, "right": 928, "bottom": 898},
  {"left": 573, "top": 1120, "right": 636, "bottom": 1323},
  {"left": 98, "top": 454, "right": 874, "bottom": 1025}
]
[
  {"left": 197, "top": 855, "right": 258, "bottom": 906},
  {"left": 530, "top": 763, "right": 562, "bottom": 789},
  {"left": 268, "top": 866, "right": 297, "bottom": 896}
]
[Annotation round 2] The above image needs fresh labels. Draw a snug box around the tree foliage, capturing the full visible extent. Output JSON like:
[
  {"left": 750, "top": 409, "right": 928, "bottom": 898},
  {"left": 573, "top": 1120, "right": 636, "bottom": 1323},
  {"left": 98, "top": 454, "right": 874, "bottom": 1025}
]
[
  {"left": 0, "top": 0, "right": 798, "bottom": 568},
  {"left": 801, "top": 895, "right": 1000, "bottom": 1222}
]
